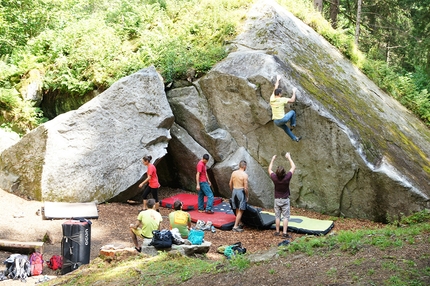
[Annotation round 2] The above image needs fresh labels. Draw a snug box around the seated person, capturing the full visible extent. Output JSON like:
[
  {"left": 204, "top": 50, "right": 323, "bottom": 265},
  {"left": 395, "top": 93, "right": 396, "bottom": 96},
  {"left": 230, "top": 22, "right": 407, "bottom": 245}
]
[
  {"left": 130, "top": 198, "right": 162, "bottom": 252},
  {"left": 169, "top": 200, "right": 191, "bottom": 238}
]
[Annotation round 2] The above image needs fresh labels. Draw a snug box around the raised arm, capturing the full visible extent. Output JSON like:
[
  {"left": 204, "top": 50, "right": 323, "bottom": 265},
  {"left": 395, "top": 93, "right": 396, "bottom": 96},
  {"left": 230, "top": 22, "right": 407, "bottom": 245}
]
[
  {"left": 287, "top": 87, "right": 297, "bottom": 103},
  {"left": 270, "top": 75, "right": 281, "bottom": 100},
  {"left": 268, "top": 155, "right": 276, "bottom": 175},
  {"left": 285, "top": 152, "right": 296, "bottom": 174}
]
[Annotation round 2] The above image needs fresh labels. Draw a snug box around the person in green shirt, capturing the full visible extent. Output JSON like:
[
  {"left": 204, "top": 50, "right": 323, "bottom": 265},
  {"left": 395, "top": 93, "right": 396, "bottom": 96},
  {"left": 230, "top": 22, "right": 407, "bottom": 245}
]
[
  {"left": 130, "top": 199, "right": 162, "bottom": 252},
  {"left": 169, "top": 200, "right": 191, "bottom": 238},
  {"left": 269, "top": 74, "right": 301, "bottom": 142}
]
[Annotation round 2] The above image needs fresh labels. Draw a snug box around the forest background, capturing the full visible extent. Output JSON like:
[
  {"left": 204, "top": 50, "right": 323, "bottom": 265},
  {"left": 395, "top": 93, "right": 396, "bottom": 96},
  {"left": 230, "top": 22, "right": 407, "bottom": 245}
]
[{"left": 0, "top": 0, "right": 429, "bottom": 135}]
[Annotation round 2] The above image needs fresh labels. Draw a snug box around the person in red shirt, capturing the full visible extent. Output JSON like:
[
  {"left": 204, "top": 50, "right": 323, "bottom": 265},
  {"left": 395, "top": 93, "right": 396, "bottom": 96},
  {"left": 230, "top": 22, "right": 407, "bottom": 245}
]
[
  {"left": 196, "top": 154, "right": 214, "bottom": 214},
  {"left": 139, "top": 155, "right": 161, "bottom": 211}
]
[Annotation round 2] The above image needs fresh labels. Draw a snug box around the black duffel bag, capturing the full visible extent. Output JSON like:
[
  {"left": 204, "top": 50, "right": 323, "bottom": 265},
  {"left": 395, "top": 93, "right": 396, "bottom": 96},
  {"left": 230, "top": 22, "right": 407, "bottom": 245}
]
[{"left": 149, "top": 229, "right": 173, "bottom": 249}]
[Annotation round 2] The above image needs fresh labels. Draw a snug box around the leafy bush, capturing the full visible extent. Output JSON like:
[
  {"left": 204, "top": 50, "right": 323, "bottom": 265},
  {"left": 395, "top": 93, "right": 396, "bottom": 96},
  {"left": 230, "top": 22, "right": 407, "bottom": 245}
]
[
  {"left": 399, "top": 209, "right": 430, "bottom": 225},
  {"left": 0, "top": 87, "right": 46, "bottom": 133}
]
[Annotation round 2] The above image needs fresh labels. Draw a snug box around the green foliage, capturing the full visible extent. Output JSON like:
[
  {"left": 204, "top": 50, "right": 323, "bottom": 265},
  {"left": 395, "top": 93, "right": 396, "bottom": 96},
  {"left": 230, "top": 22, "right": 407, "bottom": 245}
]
[
  {"left": 287, "top": 235, "right": 327, "bottom": 255},
  {"left": 45, "top": 253, "right": 223, "bottom": 285},
  {"left": 0, "top": 87, "right": 46, "bottom": 133},
  {"left": 228, "top": 253, "right": 251, "bottom": 271},
  {"left": 326, "top": 267, "right": 337, "bottom": 278},
  {"left": 362, "top": 60, "right": 430, "bottom": 125},
  {"left": 1, "top": 0, "right": 249, "bottom": 129},
  {"left": 280, "top": 211, "right": 430, "bottom": 258},
  {"left": 399, "top": 209, "right": 430, "bottom": 225},
  {"left": 0, "top": 0, "right": 57, "bottom": 54}
]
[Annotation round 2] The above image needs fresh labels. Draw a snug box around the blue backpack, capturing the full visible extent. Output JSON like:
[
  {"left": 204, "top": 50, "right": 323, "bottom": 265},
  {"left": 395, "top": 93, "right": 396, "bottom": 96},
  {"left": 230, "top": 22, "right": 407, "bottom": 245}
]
[{"left": 188, "top": 229, "right": 204, "bottom": 245}]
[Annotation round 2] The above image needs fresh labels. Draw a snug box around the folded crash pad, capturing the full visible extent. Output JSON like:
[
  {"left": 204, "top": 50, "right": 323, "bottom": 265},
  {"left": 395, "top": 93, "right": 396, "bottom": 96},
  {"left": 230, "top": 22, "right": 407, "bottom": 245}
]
[
  {"left": 262, "top": 212, "right": 334, "bottom": 235},
  {"left": 160, "top": 193, "right": 222, "bottom": 210},
  {"left": 229, "top": 199, "right": 275, "bottom": 230},
  {"left": 44, "top": 202, "right": 98, "bottom": 219}
]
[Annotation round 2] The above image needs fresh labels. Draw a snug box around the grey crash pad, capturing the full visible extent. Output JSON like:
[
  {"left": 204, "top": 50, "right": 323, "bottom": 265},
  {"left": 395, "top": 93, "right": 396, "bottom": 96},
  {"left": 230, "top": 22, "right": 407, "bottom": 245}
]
[{"left": 44, "top": 202, "right": 98, "bottom": 219}]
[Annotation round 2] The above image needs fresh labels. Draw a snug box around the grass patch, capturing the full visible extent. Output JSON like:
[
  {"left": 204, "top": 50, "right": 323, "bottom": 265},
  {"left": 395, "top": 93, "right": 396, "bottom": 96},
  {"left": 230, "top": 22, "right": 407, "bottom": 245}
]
[
  {"left": 46, "top": 252, "right": 222, "bottom": 286},
  {"left": 228, "top": 253, "right": 251, "bottom": 271},
  {"left": 280, "top": 210, "right": 430, "bottom": 257}
]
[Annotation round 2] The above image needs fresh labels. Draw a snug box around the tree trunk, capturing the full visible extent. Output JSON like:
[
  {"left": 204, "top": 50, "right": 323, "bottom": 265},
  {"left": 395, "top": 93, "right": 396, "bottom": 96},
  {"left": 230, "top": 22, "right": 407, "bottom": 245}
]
[
  {"left": 314, "top": 0, "right": 323, "bottom": 13},
  {"left": 355, "top": 0, "right": 363, "bottom": 46},
  {"left": 330, "top": 0, "right": 339, "bottom": 29}
]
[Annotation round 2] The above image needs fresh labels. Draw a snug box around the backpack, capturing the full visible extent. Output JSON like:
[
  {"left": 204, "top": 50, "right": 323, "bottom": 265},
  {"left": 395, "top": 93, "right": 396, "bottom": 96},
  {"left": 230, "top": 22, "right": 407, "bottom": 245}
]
[
  {"left": 188, "top": 229, "right": 204, "bottom": 245},
  {"left": 277, "top": 239, "right": 290, "bottom": 247},
  {"left": 223, "top": 242, "right": 246, "bottom": 259},
  {"left": 30, "top": 252, "right": 43, "bottom": 276},
  {"left": 47, "top": 255, "right": 63, "bottom": 271},
  {"left": 4, "top": 254, "right": 31, "bottom": 281},
  {"left": 149, "top": 229, "right": 173, "bottom": 249}
]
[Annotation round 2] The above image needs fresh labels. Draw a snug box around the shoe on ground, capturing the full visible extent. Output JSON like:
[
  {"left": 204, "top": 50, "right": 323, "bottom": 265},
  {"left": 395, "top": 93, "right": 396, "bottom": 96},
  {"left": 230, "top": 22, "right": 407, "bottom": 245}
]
[
  {"left": 205, "top": 210, "right": 214, "bottom": 214},
  {"left": 295, "top": 136, "right": 302, "bottom": 142},
  {"left": 290, "top": 125, "right": 296, "bottom": 131},
  {"left": 198, "top": 210, "right": 205, "bottom": 213},
  {"left": 232, "top": 227, "right": 244, "bottom": 232},
  {"left": 135, "top": 247, "right": 142, "bottom": 252},
  {"left": 282, "top": 233, "right": 292, "bottom": 238},
  {"left": 273, "top": 232, "right": 280, "bottom": 236},
  {"left": 238, "top": 224, "right": 244, "bottom": 229},
  {"left": 202, "top": 221, "right": 213, "bottom": 231},
  {"left": 195, "top": 220, "right": 206, "bottom": 230}
]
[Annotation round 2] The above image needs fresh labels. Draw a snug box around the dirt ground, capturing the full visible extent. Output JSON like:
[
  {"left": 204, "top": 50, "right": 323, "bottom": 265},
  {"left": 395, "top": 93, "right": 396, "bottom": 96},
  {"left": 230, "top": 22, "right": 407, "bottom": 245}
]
[{"left": 0, "top": 186, "right": 392, "bottom": 285}]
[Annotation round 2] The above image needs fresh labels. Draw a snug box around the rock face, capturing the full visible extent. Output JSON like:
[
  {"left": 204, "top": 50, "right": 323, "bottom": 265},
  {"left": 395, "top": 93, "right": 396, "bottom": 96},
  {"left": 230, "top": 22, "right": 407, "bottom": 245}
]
[
  {"left": 164, "top": 0, "right": 430, "bottom": 222},
  {"left": 0, "top": 67, "right": 174, "bottom": 202}
]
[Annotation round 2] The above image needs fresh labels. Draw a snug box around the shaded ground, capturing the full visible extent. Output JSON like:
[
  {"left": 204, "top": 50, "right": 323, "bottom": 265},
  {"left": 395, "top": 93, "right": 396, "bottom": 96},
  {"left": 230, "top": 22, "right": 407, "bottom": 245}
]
[{"left": 3, "top": 187, "right": 427, "bottom": 285}]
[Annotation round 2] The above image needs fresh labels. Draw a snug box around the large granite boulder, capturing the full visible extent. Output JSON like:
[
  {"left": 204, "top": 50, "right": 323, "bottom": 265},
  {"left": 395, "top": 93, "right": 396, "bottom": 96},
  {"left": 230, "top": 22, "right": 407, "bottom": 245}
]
[
  {"left": 212, "top": 147, "right": 274, "bottom": 207},
  {"left": 163, "top": 0, "right": 430, "bottom": 221},
  {"left": 0, "top": 67, "right": 174, "bottom": 202}
]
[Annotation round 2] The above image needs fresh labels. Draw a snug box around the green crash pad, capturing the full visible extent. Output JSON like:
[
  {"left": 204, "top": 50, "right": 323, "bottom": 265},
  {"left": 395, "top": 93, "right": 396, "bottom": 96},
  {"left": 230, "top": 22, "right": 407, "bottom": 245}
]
[{"left": 262, "top": 211, "right": 334, "bottom": 235}]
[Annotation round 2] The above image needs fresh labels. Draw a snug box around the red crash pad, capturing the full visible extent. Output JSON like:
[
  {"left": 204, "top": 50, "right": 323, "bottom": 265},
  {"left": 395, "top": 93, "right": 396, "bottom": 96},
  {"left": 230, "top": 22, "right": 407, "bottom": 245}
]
[{"left": 160, "top": 193, "right": 222, "bottom": 211}]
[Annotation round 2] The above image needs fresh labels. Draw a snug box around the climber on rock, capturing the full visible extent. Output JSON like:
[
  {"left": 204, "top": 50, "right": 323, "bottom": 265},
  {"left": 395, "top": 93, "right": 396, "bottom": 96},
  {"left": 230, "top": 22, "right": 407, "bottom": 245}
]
[{"left": 270, "top": 75, "right": 301, "bottom": 142}]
